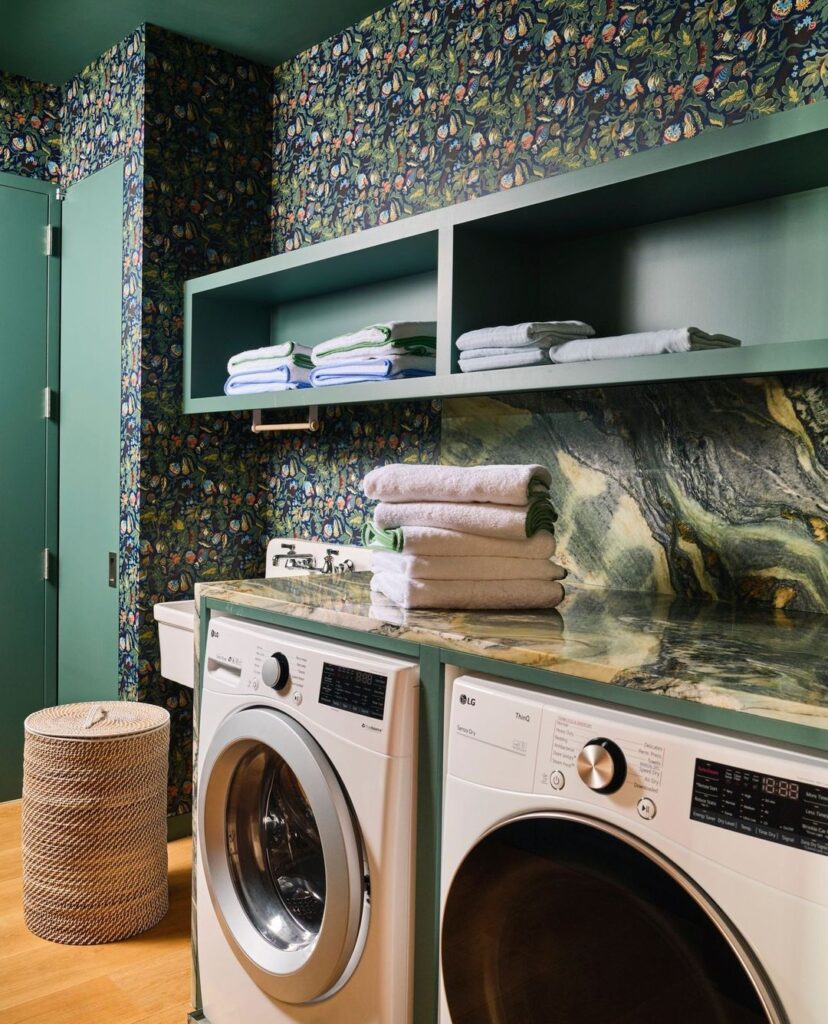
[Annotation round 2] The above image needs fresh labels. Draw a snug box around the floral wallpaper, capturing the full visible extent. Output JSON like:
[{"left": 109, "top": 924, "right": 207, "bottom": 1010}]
[
  {"left": 261, "top": 400, "right": 441, "bottom": 543},
  {"left": 0, "top": 71, "right": 61, "bottom": 180},
  {"left": 139, "top": 25, "right": 273, "bottom": 813},
  {"left": 272, "top": 0, "right": 828, "bottom": 250}
]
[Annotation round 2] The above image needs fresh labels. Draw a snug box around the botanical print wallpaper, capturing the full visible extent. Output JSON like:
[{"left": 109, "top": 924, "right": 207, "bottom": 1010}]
[
  {"left": 271, "top": 0, "right": 828, "bottom": 251},
  {"left": 0, "top": 71, "right": 61, "bottom": 180},
  {"left": 442, "top": 373, "right": 828, "bottom": 614},
  {"left": 260, "top": 400, "right": 440, "bottom": 544},
  {"left": 140, "top": 25, "right": 273, "bottom": 812}
]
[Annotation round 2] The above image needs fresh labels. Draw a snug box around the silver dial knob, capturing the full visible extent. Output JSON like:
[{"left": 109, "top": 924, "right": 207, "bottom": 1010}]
[
  {"left": 576, "top": 738, "right": 626, "bottom": 794},
  {"left": 261, "top": 652, "right": 290, "bottom": 691}
]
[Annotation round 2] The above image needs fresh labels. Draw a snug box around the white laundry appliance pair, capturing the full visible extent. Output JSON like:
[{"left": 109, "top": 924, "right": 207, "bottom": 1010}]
[
  {"left": 196, "top": 615, "right": 419, "bottom": 1023},
  {"left": 440, "top": 673, "right": 828, "bottom": 1024}
]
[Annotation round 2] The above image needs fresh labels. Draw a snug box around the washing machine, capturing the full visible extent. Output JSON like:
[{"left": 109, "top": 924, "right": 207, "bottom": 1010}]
[
  {"left": 197, "top": 615, "right": 419, "bottom": 1023},
  {"left": 440, "top": 673, "right": 828, "bottom": 1024}
]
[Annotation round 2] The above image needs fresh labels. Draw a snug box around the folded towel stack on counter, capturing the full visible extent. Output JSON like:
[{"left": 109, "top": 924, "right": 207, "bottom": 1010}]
[
  {"left": 457, "top": 322, "right": 741, "bottom": 372},
  {"left": 362, "top": 464, "right": 565, "bottom": 610},
  {"left": 224, "top": 342, "right": 313, "bottom": 395},
  {"left": 457, "top": 321, "right": 595, "bottom": 373},
  {"left": 309, "top": 321, "right": 437, "bottom": 386}
]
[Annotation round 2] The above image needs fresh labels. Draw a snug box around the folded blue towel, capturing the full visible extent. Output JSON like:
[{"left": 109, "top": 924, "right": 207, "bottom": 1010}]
[
  {"left": 224, "top": 347, "right": 314, "bottom": 395},
  {"left": 309, "top": 355, "right": 435, "bottom": 387}
]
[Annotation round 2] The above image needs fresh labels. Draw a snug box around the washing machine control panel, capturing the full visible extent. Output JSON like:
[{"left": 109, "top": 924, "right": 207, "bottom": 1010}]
[{"left": 204, "top": 616, "right": 419, "bottom": 756}]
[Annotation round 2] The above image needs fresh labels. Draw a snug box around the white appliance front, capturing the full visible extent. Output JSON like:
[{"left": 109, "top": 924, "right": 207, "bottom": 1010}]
[
  {"left": 197, "top": 616, "right": 419, "bottom": 1023},
  {"left": 440, "top": 674, "right": 828, "bottom": 1024}
]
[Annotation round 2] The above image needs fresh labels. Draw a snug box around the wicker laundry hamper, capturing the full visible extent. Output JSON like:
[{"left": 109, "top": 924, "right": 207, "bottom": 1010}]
[{"left": 22, "top": 701, "right": 170, "bottom": 945}]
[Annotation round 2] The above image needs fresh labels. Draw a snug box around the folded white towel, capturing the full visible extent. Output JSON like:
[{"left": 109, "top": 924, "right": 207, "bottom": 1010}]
[
  {"left": 372, "top": 551, "right": 566, "bottom": 581},
  {"left": 459, "top": 346, "right": 550, "bottom": 360},
  {"left": 548, "top": 328, "right": 741, "bottom": 363},
  {"left": 227, "top": 342, "right": 297, "bottom": 373},
  {"left": 392, "top": 527, "right": 557, "bottom": 559},
  {"left": 312, "top": 321, "right": 437, "bottom": 365},
  {"left": 456, "top": 321, "right": 594, "bottom": 351},
  {"left": 373, "top": 499, "right": 556, "bottom": 540},
  {"left": 364, "top": 464, "right": 551, "bottom": 506},
  {"left": 371, "top": 572, "right": 565, "bottom": 610},
  {"left": 459, "top": 349, "right": 549, "bottom": 372}
]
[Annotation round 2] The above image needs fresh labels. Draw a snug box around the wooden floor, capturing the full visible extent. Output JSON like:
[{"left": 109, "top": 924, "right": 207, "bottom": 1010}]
[{"left": 0, "top": 800, "right": 193, "bottom": 1024}]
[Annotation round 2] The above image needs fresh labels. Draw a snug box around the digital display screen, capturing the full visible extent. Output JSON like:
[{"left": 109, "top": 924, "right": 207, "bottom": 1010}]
[
  {"left": 690, "top": 758, "right": 828, "bottom": 857},
  {"left": 319, "top": 662, "right": 387, "bottom": 720}
]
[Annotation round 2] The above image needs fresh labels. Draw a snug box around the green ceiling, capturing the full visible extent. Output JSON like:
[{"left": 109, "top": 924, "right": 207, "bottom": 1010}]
[{"left": 0, "top": 0, "right": 392, "bottom": 83}]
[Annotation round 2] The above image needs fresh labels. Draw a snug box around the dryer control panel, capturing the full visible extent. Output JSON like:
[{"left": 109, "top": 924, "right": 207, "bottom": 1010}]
[
  {"left": 447, "top": 674, "right": 828, "bottom": 901},
  {"left": 691, "top": 758, "right": 828, "bottom": 857}
]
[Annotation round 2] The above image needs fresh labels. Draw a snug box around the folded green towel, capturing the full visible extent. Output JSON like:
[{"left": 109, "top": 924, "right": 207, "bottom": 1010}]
[
  {"left": 363, "top": 520, "right": 404, "bottom": 552},
  {"left": 312, "top": 321, "right": 437, "bottom": 365},
  {"left": 526, "top": 496, "right": 558, "bottom": 536}
]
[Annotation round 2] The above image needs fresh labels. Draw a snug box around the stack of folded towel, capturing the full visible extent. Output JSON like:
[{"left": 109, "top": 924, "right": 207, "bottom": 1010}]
[
  {"left": 457, "top": 321, "right": 595, "bottom": 373},
  {"left": 224, "top": 342, "right": 313, "bottom": 395},
  {"left": 362, "top": 464, "right": 565, "bottom": 610},
  {"left": 309, "top": 321, "right": 437, "bottom": 386},
  {"left": 457, "top": 322, "right": 740, "bottom": 372}
]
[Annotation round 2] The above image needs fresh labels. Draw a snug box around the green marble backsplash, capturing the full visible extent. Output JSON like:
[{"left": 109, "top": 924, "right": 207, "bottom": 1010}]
[{"left": 442, "top": 372, "right": 828, "bottom": 614}]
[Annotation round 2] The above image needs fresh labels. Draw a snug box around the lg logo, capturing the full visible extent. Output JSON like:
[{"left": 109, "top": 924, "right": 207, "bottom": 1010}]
[
  {"left": 210, "top": 629, "right": 219, "bottom": 639},
  {"left": 459, "top": 693, "right": 476, "bottom": 706}
]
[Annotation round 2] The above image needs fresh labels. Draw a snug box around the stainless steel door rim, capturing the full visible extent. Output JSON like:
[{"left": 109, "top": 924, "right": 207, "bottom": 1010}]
[{"left": 199, "top": 705, "right": 367, "bottom": 1004}]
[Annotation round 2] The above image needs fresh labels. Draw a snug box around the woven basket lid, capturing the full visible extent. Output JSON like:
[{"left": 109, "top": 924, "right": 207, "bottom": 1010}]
[{"left": 25, "top": 701, "right": 169, "bottom": 739}]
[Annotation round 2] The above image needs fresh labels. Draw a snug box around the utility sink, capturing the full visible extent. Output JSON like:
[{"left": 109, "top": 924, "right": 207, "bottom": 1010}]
[
  {"left": 154, "top": 599, "right": 196, "bottom": 688},
  {"left": 154, "top": 537, "right": 371, "bottom": 689}
]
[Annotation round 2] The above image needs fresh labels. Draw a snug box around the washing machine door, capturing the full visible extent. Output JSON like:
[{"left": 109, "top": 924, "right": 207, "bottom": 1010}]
[
  {"left": 199, "top": 705, "right": 367, "bottom": 1004},
  {"left": 442, "top": 813, "right": 785, "bottom": 1024}
]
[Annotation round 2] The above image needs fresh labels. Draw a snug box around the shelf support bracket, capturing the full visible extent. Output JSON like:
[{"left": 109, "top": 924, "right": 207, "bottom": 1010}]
[{"left": 251, "top": 407, "right": 320, "bottom": 434}]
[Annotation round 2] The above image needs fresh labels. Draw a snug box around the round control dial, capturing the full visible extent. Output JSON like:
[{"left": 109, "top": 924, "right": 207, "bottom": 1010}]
[
  {"left": 261, "top": 652, "right": 290, "bottom": 691},
  {"left": 576, "top": 737, "right": 627, "bottom": 794}
]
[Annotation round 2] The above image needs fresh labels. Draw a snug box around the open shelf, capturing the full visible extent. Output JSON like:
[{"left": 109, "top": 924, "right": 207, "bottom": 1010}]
[{"left": 184, "top": 103, "right": 828, "bottom": 414}]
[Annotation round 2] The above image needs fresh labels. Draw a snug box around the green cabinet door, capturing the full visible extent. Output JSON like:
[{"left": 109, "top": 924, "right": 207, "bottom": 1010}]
[
  {"left": 0, "top": 176, "right": 57, "bottom": 801},
  {"left": 58, "top": 161, "right": 122, "bottom": 704}
]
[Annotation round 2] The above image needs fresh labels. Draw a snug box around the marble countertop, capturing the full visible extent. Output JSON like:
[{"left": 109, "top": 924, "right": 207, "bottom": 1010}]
[{"left": 196, "top": 573, "right": 828, "bottom": 733}]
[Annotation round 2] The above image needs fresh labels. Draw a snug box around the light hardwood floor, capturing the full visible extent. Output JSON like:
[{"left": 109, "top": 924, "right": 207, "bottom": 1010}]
[{"left": 0, "top": 800, "right": 193, "bottom": 1024}]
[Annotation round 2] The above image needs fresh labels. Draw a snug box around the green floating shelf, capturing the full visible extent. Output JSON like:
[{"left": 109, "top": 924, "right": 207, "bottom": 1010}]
[
  {"left": 183, "top": 103, "right": 828, "bottom": 416},
  {"left": 184, "top": 337, "right": 827, "bottom": 414}
]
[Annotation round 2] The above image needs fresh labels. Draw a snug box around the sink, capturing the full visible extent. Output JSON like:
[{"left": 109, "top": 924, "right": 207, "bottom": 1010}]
[
  {"left": 154, "top": 599, "right": 196, "bottom": 688},
  {"left": 154, "top": 537, "right": 372, "bottom": 689}
]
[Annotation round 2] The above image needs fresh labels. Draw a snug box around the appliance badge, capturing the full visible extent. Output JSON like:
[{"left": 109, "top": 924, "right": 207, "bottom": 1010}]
[
  {"left": 210, "top": 628, "right": 219, "bottom": 639},
  {"left": 459, "top": 693, "right": 476, "bottom": 706}
]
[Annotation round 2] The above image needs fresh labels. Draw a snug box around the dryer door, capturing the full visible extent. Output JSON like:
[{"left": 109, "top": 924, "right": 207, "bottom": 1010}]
[
  {"left": 442, "top": 813, "right": 784, "bottom": 1023},
  {"left": 199, "top": 706, "right": 367, "bottom": 1004}
]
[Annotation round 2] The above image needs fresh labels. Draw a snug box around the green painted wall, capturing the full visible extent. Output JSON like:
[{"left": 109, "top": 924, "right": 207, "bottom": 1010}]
[{"left": 58, "top": 160, "right": 123, "bottom": 704}]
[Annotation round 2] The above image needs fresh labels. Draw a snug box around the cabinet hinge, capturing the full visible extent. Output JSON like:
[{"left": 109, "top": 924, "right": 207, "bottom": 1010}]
[
  {"left": 42, "top": 548, "right": 54, "bottom": 583},
  {"left": 43, "top": 387, "right": 56, "bottom": 421},
  {"left": 44, "top": 224, "right": 60, "bottom": 256},
  {"left": 55, "top": 187, "right": 66, "bottom": 202}
]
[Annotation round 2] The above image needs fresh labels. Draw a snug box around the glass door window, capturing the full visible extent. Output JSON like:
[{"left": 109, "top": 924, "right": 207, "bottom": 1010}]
[
  {"left": 199, "top": 706, "right": 367, "bottom": 1004},
  {"left": 226, "top": 743, "right": 326, "bottom": 951},
  {"left": 442, "top": 816, "right": 778, "bottom": 1024}
]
